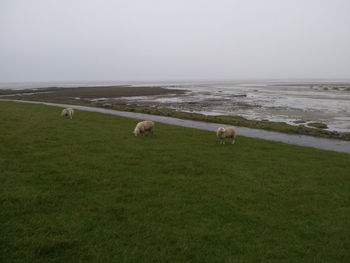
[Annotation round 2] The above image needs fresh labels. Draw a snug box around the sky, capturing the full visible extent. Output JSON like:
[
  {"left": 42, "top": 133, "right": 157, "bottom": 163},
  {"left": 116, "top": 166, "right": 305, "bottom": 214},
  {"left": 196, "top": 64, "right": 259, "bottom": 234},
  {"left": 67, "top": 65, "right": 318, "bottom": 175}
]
[{"left": 0, "top": 0, "right": 349, "bottom": 82}]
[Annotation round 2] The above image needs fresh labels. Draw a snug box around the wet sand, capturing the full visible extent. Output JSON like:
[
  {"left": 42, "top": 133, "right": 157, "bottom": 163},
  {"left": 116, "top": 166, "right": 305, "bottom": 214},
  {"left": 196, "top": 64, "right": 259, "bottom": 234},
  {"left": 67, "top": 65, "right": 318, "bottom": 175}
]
[
  {"left": 111, "top": 82, "right": 350, "bottom": 133},
  {"left": 1, "top": 99, "right": 349, "bottom": 154}
]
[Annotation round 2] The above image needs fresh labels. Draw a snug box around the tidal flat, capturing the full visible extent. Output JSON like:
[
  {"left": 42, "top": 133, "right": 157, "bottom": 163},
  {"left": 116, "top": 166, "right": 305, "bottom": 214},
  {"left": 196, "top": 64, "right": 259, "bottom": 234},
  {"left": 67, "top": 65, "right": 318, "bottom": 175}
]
[{"left": 2, "top": 82, "right": 350, "bottom": 140}]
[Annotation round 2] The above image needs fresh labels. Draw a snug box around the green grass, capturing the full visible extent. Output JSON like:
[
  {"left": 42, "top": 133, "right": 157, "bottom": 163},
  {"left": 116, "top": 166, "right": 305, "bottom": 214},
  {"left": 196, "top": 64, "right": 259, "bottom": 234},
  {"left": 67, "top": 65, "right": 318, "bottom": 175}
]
[
  {"left": 293, "top": 120, "right": 306, "bottom": 124},
  {"left": 308, "top": 122, "right": 328, "bottom": 129},
  {"left": 2, "top": 85, "right": 184, "bottom": 99},
  {"left": 0, "top": 101, "right": 349, "bottom": 263}
]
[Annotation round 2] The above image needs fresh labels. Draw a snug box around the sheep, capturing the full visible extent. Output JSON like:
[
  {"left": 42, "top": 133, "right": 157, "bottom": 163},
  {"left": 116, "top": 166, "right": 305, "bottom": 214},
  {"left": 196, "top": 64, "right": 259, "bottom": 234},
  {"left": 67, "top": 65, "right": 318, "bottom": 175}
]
[
  {"left": 61, "top": 108, "right": 74, "bottom": 119},
  {"left": 217, "top": 126, "right": 237, "bottom": 144},
  {"left": 133, "top": 120, "right": 155, "bottom": 136}
]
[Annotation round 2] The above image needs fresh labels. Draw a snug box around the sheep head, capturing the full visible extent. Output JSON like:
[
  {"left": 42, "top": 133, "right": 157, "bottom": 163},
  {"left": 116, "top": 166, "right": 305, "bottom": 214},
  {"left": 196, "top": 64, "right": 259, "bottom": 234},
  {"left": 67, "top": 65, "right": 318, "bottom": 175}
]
[
  {"left": 133, "top": 127, "right": 140, "bottom": 136},
  {"left": 218, "top": 127, "right": 225, "bottom": 134}
]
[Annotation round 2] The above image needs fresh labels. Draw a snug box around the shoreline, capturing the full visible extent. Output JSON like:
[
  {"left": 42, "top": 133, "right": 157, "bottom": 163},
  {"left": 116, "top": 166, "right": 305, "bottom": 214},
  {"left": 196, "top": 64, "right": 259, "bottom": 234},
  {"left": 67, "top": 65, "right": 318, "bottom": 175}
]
[{"left": 1, "top": 85, "right": 349, "bottom": 141}]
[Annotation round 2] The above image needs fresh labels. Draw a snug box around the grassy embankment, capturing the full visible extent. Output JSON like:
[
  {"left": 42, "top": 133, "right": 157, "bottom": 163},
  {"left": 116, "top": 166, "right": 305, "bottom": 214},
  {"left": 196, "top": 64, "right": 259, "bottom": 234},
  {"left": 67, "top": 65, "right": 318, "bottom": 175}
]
[
  {"left": 3, "top": 86, "right": 349, "bottom": 140},
  {"left": 0, "top": 86, "right": 184, "bottom": 99},
  {"left": 1, "top": 101, "right": 350, "bottom": 263}
]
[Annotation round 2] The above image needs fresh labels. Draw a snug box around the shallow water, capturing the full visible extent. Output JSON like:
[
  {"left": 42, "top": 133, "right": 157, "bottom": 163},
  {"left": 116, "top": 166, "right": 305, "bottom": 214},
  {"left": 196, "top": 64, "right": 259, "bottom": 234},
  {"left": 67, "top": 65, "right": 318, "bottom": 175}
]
[{"left": 124, "top": 81, "right": 350, "bottom": 132}]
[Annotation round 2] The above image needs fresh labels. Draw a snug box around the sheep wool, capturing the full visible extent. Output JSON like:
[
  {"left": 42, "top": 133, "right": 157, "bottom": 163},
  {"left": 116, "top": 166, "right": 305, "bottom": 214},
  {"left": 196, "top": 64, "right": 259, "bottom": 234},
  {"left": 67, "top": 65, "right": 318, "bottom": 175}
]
[
  {"left": 133, "top": 121, "right": 155, "bottom": 136},
  {"left": 217, "top": 126, "right": 236, "bottom": 144},
  {"left": 61, "top": 108, "right": 74, "bottom": 119}
]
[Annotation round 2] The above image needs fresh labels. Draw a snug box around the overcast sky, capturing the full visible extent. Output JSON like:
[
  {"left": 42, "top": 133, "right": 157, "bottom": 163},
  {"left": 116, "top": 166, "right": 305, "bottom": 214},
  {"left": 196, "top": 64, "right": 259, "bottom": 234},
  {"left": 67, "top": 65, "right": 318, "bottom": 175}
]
[{"left": 0, "top": 0, "right": 349, "bottom": 82}]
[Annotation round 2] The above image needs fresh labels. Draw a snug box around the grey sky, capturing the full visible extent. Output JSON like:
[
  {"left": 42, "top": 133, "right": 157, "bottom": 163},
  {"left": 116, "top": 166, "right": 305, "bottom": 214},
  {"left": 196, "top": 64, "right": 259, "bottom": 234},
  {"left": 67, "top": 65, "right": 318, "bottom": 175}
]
[{"left": 1, "top": 0, "right": 349, "bottom": 82}]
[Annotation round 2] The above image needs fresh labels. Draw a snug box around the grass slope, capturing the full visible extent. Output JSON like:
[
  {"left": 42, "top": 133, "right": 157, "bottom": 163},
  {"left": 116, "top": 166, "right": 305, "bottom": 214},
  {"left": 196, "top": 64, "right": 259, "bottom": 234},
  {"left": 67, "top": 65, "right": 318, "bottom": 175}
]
[{"left": 0, "top": 101, "right": 349, "bottom": 263}]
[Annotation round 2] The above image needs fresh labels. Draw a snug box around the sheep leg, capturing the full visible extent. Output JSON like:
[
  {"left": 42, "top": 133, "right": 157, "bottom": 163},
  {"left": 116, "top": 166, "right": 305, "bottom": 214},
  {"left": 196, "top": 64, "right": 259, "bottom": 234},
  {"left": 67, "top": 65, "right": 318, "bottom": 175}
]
[{"left": 232, "top": 139, "right": 235, "bottom": 144}]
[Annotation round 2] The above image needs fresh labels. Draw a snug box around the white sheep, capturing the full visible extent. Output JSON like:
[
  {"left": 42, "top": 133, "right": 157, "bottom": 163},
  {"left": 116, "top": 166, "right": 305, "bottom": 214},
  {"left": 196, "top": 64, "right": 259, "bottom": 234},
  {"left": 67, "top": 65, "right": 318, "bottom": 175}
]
[
  {"left": 61, "top": 108, "right": 74, "bottom": 119},
  {"left": 217, "top": 126, "right": 237, "bottom": 144},
  {"left": 133, "top": 120, "right": 155, "bottom": 136}
]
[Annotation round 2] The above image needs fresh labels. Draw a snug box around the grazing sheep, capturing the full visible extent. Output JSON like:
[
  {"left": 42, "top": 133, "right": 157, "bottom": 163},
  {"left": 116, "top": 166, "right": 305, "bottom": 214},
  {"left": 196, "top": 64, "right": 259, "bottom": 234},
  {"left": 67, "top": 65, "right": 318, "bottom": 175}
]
[
  {"left": 61, "top": 108, "right": 74, "bottom": 119},
  {"left": 133, "top": 120, "right": 155, "bottom": 136},
  {"left": 217, "top": 126, "right": 237, "bottom": 144}
]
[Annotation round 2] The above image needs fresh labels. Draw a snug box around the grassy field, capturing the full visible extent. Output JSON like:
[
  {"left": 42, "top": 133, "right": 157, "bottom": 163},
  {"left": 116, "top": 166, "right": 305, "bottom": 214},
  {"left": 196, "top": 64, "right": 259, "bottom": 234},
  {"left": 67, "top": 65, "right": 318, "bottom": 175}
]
[
  {"left": 0, "top": 101, "right": 349, "bottom": 263},
  {"left": 1, "top": 86, "right": 184, "bottom": 100}
]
